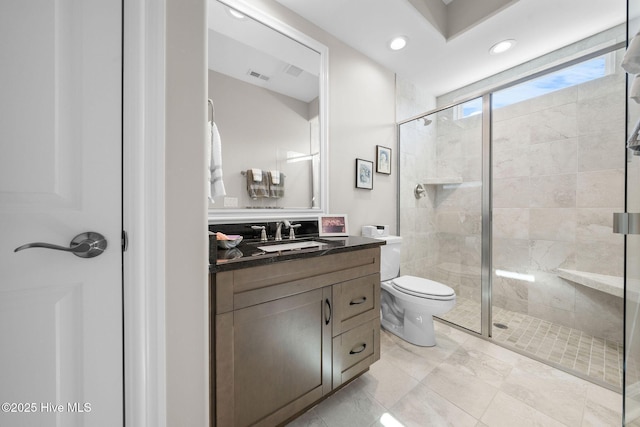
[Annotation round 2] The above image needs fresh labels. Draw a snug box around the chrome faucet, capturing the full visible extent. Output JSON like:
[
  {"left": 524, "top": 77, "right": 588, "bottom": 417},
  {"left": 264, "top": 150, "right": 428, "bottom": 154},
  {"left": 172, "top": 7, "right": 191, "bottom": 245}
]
[
  {"left": 275, "top": 222, "right": 284, "bottom": 241},
  {"left": 251, "top": 225, "right": 267, "bottom": 242},
  {"left": 284, "top": 221, "right": 301, "bottom": 240}
]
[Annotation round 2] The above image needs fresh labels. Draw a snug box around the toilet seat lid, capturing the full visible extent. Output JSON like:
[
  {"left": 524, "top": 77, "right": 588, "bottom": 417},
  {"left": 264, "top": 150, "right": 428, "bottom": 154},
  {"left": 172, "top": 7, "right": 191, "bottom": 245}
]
[{"left": 392, "top": 275, "right": 455, "bottom": 300}]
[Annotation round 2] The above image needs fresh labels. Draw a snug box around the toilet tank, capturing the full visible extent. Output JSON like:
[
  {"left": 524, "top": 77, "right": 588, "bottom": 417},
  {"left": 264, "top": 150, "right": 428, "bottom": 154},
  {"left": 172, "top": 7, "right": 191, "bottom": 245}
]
[{"left": 374, "top": 235, "right": 402, "bottom": 281}]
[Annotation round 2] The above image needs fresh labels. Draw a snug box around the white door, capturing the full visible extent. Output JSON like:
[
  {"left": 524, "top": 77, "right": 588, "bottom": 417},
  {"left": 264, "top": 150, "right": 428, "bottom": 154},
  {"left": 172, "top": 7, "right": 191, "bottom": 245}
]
[{"left": 0, "top": 1, "right": 123, "bottom": 426}]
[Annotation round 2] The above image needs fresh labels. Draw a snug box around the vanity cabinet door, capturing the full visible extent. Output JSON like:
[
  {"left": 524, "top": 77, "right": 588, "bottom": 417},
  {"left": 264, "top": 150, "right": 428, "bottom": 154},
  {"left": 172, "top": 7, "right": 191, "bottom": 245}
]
[{"left": 215, "top": 286, "right": 332, "bottom": 427}]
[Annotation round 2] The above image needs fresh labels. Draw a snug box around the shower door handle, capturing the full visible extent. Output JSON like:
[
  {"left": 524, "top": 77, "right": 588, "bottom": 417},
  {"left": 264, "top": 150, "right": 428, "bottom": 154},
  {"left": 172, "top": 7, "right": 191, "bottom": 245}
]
[{"left": 613, "top": 213, "right": 640, "bottom": 235}]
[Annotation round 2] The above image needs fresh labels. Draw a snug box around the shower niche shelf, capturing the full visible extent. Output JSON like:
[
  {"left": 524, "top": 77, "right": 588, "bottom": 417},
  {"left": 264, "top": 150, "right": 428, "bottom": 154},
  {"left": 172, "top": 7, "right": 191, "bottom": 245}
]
[{"left": 423, "top": 177, "right": 463, "bottom": 185}]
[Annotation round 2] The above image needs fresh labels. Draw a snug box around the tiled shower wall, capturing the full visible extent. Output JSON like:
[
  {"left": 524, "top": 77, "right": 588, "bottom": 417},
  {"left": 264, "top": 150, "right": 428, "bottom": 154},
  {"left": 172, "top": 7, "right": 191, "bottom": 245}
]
[
  {"left": 397, "top": 46, "right": 626, "bottom": 342},
  {"left": 397, "top": 109, "right": 439, "bottom": 279},
  {"left": 397, "top": 79, "right": 438, "bottom": 280},
  {"left": 491, "top": 48, "right": 625, "bottom": 342},
  {"left": 397, "top": 82, "right": 483, "bottom": 316},
  {"left": 429, "top": 111, "right": 482, "bottom": 308}
]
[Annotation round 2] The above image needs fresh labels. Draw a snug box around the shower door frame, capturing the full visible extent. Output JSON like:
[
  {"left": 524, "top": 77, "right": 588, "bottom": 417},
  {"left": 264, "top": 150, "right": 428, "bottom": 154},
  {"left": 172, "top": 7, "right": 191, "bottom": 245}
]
[
  {"left": 396, "top": 93, "right": 492, "bottom": 337},
  {"left": 397, "top": 41, "right": 626, "bottom": 342}
]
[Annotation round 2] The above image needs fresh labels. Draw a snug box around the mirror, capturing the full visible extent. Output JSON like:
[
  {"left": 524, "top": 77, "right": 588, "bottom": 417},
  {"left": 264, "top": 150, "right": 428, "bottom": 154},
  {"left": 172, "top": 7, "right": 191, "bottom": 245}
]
[{"left": 207, "top": 0, "right": 328, "bottom": 221}]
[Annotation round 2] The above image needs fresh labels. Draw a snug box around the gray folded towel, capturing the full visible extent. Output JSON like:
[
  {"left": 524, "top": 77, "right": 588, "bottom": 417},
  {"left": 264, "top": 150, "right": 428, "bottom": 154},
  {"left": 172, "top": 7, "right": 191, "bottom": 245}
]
[
  {"left": 246, "top": 169, "right": 269, "bottom": 199},
  {"left": 268, "top": 171, "right": 285, "bottom": 198}
]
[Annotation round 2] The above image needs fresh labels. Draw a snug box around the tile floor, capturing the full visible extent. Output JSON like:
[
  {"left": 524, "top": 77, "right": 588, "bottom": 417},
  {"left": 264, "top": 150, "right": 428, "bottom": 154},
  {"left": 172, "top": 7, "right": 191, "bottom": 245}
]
[
  {"left": 439, "top": 296, "right": 624, "bottom": 389},
  {"left": 287, "top": 322, "right": 622, "bottom": 427}
]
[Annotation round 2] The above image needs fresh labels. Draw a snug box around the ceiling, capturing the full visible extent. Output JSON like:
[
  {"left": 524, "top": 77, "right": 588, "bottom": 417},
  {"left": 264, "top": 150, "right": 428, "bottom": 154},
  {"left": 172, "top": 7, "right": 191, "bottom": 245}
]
[
  {"left": 208, "top": 0, "right": 320, "bottom": 103},
  {"left": 273, "top": 0, "right": 626, "bottom": 99}
]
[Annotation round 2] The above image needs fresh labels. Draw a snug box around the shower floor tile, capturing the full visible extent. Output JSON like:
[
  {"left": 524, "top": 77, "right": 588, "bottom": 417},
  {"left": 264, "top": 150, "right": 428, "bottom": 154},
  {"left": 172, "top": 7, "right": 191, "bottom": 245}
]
[{"left": 437, "top": 297, "right": 623, "bottom": 390}]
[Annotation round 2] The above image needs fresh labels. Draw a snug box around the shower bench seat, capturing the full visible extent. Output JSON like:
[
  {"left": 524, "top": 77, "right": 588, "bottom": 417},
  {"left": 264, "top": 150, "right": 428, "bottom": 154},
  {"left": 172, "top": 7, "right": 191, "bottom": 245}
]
[{"left": 557, "top": 268, "right": 623, "bottom": 298}]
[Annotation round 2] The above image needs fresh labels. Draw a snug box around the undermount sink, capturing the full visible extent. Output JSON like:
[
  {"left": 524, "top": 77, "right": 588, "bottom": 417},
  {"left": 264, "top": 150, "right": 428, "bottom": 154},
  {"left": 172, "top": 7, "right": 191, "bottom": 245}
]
[{"left": 256, "top": 240, "right": 328, "bottom": 253}]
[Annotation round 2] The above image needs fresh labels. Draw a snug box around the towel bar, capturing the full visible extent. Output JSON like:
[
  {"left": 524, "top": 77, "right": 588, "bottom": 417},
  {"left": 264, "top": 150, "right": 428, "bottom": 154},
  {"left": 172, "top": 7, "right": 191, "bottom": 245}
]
[{"left": 241, "top": 171, "right": 286, "bottom": 177}]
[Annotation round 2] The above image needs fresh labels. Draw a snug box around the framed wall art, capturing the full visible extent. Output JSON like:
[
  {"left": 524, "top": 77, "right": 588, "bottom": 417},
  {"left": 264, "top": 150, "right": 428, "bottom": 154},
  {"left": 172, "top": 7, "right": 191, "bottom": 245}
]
[
  {"left": 355, "top": 158, "right": 373, "bottom": 190},
  {"left": 376, "top": 145, "right": 391, "bottom": 174}
]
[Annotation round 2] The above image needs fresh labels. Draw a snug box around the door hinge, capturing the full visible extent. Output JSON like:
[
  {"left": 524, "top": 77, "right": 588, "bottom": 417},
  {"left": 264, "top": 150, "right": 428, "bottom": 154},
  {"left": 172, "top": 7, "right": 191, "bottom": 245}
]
[
  {"left": 122, "top": 230, "right": 128, "bottom": 252},
  {"left": 613, "top": 213, "right": 640, "bottom": 235}
]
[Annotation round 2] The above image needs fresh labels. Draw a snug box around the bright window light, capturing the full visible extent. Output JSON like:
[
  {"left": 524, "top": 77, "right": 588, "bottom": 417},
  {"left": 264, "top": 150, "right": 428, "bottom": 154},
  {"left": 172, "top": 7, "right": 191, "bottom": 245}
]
[
  {"left": 458, "top": 52, "right": 615, "bottom": 119},
  {"left": 496, "top": 269, "right": 535, "bottom": 283},
  {"left": 493, "top": 54, "right": 610, "bottom": 109}
]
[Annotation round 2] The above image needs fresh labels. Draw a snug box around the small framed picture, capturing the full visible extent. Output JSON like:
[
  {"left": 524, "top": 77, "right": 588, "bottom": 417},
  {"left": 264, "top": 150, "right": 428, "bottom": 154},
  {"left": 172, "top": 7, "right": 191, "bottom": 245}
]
[
  {"left": 355, "top": 158, "right": 374, "bottom": 190},
  {"left": 318, "top": 214, "right": 349, "bottom": 237},
  {"left": 376, "top": 145, "right": 392, "bottom": 174}
]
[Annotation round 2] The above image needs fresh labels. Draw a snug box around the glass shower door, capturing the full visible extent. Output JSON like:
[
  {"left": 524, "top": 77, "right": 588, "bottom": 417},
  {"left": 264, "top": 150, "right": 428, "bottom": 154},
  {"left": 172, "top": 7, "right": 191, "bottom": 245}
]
[
  {"left": 625, "top": 1, "right": 640, "bottom": 423},
  {"left": 624, "top": 139, "right": 640, "bottom": 426},
  {"left": 398, "top": 99, "right": 484, "bottom": 334}
]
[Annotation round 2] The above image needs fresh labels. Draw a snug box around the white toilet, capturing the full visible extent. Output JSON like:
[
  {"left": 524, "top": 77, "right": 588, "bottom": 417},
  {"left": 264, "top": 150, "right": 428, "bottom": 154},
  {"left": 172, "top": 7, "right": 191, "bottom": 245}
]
[{"left": 375, "top": 235, "right": 456, "bottom": 347}]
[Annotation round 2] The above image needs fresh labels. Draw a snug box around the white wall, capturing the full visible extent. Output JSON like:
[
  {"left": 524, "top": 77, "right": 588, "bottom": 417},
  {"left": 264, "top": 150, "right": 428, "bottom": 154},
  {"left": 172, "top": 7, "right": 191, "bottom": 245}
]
[
  {"left": 166, "top": 0, "right": 209, "bottom": 425},
  {"left": 208, "top": 70, "right": 314, "bottom": 209},
  {"left": 225, "top": 0, "right": 398, "bottom": 234},
  {"left": 328, "top": 44, "right": 397, "bottom": 234}
]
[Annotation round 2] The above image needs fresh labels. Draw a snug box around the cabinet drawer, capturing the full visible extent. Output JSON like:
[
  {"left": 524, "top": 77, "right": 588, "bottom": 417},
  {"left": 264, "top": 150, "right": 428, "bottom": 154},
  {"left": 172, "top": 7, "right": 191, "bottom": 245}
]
[
  {"left": 214, "top": 248, "right": 380, "bottom": 313},
  {"left": 332, "top": 319, "right": 380, "bottom": 387},
  {"left": 332, "top": 273, "right": 380, "bottom": 336}
]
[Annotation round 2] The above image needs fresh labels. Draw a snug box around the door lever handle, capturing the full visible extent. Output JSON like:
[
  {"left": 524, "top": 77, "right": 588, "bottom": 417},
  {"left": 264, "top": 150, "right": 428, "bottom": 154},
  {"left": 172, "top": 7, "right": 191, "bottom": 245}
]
[{"left": 14, "top": 232, "right": 108, "bottom": 258}]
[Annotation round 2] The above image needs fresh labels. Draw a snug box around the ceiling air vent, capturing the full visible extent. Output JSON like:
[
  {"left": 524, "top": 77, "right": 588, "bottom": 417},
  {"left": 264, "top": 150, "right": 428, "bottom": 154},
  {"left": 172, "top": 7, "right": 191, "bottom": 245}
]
[
  {"left": 247, "top": 69, "right": 270, "bottom": 81},
  {"left": 284, "top": 64, "right": 303, "bottom": 77}
]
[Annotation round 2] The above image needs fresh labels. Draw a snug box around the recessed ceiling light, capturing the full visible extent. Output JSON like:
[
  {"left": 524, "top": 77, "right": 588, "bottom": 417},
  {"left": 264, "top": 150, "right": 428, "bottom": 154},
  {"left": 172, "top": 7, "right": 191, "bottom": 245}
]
[
  {"left": 227, "top": 7, "right": 246, "bottom": 20},
  {"left": 489, "top": 39, "right": 516, "bottom": 55},
  {"left": 389, "top": 36, "right": 408, "bottom": 51}
]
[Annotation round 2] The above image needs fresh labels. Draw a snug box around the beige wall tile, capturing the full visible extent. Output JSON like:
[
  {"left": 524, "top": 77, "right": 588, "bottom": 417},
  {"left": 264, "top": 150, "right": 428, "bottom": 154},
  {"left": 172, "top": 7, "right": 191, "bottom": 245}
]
[
  {"left": 530, "top": 175, "right": 577, "bottom": 208},
  {"left": 576, "top": 208, "right": 621, "bottom": 243},
  {"left": 576, "top": 240, "right": 624, "bottom": 276},
  {"left": 577, "top": 169, "right": 624, "bottom": 208},
  {"left": 529, "top": 138, "right": 578, "bottom": 176},
  {"left": 528, "top": 273, "right": 576, "bottom": 312},
  {"left": 530, "top": 240, "right": 576, "bottom": 272},
  {"left": 577, "top": 91, "right": 625, "bottom": 136},
  {"left": 529, "top": 208, "right": 576, "bottom": 241},
  {"left": 574, "top": 286, "right": 623, "bottom": 342},
  {"left": 578, "top": 131, "right": 626, "bottom": 172},
  {"left": 493, "top": 208, "right": 530, "bottom": 239},
  {"left": 493, "top": 146, "right": 531, "bottom": 179},
  {"left": 493, "top": 177, "right": 531, "bottom": 208}
]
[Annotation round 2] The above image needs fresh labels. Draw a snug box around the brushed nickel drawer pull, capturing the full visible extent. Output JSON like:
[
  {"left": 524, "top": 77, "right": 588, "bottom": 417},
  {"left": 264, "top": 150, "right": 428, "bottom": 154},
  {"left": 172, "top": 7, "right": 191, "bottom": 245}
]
[
  {"left": 324, "top": 298, "right": 332, "bottom": 325},
  {"left": 349, "top": 343, "right": 367, "bottom": 355},
  {"left": 349, "top": 297, "right": 367, "bottom": 305}
]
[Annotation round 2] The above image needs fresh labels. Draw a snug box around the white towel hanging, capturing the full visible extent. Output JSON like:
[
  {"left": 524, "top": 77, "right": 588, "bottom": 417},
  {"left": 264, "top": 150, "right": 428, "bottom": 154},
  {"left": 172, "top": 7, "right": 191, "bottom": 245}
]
[
  {"left": 269, "top": 170, "right": 280, "bottom": 184},
  {"left": 208, "top": 120, "right": 226, "bottom": 202},
  {"left": 622, "top": 30, "right": 640, "bottom": 74},
  {"left": 251, "top": 168, "right": 263, "bottom": 182}
]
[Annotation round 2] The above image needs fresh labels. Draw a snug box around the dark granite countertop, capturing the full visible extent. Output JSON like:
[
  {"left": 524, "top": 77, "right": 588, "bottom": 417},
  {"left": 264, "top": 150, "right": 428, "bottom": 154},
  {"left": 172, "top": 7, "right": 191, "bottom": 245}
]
[{"left": 210, "top": 235, "right": 384, "bottom": 273}]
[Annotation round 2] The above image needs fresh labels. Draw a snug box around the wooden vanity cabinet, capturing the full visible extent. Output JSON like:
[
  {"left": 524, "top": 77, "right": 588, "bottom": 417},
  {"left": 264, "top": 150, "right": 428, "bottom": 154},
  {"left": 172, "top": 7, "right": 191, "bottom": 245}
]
[
  {"left": 331, "top": 275, "right": 381, "bottom": 387},
  {"left": 212, "top": 247, "right": 380, "bottom": 427}
]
